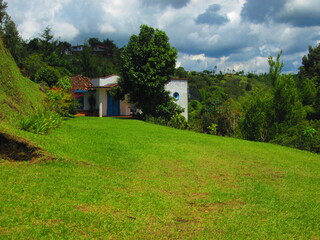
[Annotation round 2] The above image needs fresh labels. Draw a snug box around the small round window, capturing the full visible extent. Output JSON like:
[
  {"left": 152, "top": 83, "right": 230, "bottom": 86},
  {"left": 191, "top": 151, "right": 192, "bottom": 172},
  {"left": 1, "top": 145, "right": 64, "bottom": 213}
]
[{"left": 173, "top": 92, "right": 180, "bottom": 101}]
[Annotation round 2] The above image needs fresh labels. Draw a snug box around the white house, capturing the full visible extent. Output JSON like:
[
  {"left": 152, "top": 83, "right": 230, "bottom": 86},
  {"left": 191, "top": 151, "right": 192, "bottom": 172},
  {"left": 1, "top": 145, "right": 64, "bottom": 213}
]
[{"left": 71, "top": 75, "right": 188, "bottom": 120}]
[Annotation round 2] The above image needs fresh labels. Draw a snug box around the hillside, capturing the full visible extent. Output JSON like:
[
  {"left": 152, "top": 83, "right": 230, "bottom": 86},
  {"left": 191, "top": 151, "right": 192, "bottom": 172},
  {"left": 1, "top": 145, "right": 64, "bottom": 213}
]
[
  {"left": 0, "top": 36, "right": 319, "bottom": 239},
  {"left": 0, "top": 38, "right": 43, "bottom": 128},
  {"left": 1, "top": 117, "right": 319, "bottom": 239}
]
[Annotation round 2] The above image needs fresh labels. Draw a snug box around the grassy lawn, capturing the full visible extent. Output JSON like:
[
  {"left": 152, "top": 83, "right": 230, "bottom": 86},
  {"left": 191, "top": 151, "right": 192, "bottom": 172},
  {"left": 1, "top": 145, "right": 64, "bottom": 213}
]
[{"left": 0, "top": 117, "right": 319, "bottom": 239}]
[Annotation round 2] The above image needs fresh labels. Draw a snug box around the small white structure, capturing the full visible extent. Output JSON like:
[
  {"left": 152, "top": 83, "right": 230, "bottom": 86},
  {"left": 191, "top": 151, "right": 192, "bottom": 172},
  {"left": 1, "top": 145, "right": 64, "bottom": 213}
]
[
  {"left": 166, "top": 78, "right": 188, "bottom": 120},
  {"left": 71, "top": 75, "right": 188, "bottom": 120}
]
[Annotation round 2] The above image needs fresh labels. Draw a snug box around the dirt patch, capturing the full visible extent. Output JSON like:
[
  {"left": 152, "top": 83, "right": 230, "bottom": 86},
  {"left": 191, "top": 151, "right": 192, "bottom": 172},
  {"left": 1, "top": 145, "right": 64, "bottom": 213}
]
[
  {"left": 76, "top": 204, "right": 92, "bottom": 213},
  {"left": 0, "top": 132, "right": 46, "bottom": 162},
  {"left": 188, "top": 198, "right": 245, "bottom": 213}
]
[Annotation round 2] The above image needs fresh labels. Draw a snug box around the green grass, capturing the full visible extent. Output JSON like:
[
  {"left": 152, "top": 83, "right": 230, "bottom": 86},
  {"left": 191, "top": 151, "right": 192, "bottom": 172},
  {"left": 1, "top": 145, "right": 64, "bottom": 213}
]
[
  {"left": 1, "top": 117, "right": 319, "bottom": 239},
  {"left": 0, "top": 39, "right": 44, "bottom": 127}
]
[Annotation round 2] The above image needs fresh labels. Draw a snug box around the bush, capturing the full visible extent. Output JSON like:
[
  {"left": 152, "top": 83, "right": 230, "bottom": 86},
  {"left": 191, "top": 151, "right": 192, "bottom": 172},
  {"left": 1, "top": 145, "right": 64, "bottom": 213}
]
[
  {"left": 271, "top": 120, "right": 320, "bottom": 153},
  {"left": 167, "top": 113, "right": 188, "bottom": 130},
  {"left": 46, "top": 87, "right": 78, "bottom": 116},
  {"left": 56, "top": 76, "right": 72, "bottom": 91},
  {"left": 20, "top": 109, "right": 63, "bottom": 134},
  {"left": 207, "top": 123, "right": 218, "bottom": 135},
  {"left": 22, "top": 54, "right": 47, "bottom": 80},
  {"left": 155, "top": 100, "right": 184, "bottom": 120},
  {"left": 145, "top": 113, "right": 188, "bottom": 130},
  {"left": 239, "top": 89, "right": 274, "bottom": 141},
  {"left": 145, "top": 115, "right": 167, "bottom": 126},
  {"left": 34, "top": 66, "right": 61, "bottom": 87}
]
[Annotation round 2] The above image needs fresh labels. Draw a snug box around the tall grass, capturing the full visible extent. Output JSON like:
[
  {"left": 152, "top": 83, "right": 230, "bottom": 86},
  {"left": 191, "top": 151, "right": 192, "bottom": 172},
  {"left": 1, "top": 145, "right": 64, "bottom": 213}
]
[{"left": 20, "top": 109, "right": 63, "bottom": 134}]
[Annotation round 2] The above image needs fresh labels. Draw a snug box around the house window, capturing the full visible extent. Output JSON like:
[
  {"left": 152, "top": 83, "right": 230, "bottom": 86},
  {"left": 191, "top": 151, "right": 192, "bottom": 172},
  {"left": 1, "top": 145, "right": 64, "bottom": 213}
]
[{"left": 173, "top": 92, "right": 180, "bottom": 101}]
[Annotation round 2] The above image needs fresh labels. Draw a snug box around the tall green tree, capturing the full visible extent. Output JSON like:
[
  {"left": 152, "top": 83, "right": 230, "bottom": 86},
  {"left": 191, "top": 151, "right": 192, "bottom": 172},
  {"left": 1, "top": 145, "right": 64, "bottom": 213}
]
[
  {"left": 118, "top": 25, "right": 178, "bottom": 118},
  {"left": 2, "top": 17, "right": 24, "bottom": 63},
  {"left": 299, "top": 44, "right": 320, "bottom": 84},
  {"left": 0, "top": 0, "right": 7, "bottom": 29},
  {"left": 273, "top": 74, "right": 305, "bottom": 127},
  {"left": 39, "top": 26, "right": 58, "bottom": 57},
  {"left": 268, "top": 50, "right": 284, "bottom": 86},
  {"left": 298, "top": 44, "right": 320, "bottom": 119},
  {"left": 0, "top": 1, "right": 24, "bottom": 65},
  {"left": 239, "top": 88, "right": 274, "bottom": 141},
  {"left": 80, "top": 45, "right": 96, "bottom": 77}
]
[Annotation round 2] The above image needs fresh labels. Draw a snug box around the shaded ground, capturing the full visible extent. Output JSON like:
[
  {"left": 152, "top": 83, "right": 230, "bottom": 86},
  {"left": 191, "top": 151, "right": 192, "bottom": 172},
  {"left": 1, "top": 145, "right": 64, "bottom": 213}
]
[{"left": 0, "top": 133, "right": 45, "bottom": 162}]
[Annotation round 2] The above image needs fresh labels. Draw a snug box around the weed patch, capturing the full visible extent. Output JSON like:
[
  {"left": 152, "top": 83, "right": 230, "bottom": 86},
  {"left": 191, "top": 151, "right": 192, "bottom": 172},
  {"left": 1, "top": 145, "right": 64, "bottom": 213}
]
[{"left": 20, "top": 109, "right": 63, "bottom": 134}]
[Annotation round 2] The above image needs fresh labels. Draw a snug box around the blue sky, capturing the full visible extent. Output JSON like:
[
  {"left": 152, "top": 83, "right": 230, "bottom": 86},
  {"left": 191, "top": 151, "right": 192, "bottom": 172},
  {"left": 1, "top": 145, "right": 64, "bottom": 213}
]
[{"left": 6, "top": 0, "right": 320, "bottom": 73}]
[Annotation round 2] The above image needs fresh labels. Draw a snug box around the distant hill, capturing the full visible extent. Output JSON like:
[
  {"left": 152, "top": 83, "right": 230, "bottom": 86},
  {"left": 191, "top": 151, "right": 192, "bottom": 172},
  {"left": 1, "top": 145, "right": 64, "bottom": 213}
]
[{"left": 0, "top": 38, "right": 44, "bottom": 126}]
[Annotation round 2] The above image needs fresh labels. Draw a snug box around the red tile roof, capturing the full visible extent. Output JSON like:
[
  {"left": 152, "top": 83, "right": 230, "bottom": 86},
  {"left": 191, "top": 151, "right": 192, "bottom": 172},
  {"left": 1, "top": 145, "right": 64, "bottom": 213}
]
[{"left": 70, "top": 75, "right": 94, "bottom": 90}]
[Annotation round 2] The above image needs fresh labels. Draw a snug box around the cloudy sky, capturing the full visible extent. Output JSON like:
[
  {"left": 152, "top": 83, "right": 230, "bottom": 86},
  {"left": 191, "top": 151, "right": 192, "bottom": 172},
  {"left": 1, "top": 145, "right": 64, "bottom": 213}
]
[{"left": 6, "top": 0, "right": 320, "bottom": 73}]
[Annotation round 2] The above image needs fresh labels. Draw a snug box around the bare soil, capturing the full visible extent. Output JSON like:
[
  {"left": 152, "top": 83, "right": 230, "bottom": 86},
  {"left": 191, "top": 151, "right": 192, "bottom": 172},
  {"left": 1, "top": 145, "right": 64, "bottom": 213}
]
[{"left": 0, "top": 132, "right": 44, "bottom": 162}]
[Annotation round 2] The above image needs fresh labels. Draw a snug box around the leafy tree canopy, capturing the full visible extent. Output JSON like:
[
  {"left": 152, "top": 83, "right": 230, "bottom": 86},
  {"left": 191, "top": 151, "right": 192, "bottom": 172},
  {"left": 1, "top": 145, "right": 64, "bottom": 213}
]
[
  {"left": 268, "top": 50, "right": 284, "bottom": 86},
  {"left": 299, "top": 44, "right": 320, "bottom": 83},
  {"left": 118, "top": 25, "right": 178, "bottom": 118},
  {"left": 0, "top": 0, "right": 7, "bottom": 28}
]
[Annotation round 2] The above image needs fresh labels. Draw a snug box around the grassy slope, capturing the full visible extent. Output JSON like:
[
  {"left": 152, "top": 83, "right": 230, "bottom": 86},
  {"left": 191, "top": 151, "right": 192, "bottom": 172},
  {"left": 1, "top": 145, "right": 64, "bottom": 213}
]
[
  {"left": 0, "top": 39, "right": 43, "bottom": 131},
  {"left": 1, "top": 117, "right": 319, "bottom": 239},
  {"left": 0, "top": 38, "right": 318, "bottom": 239}
]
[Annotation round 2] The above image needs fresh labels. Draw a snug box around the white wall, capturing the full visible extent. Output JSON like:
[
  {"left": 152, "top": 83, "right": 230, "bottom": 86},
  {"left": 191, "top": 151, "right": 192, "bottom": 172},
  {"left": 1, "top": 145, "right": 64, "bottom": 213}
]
[
  {"left": 165, "top": 79, "right": 188, "bottom": 120},
  {"left": 97, "top": 88, "right": 107, "bottom": 117},
  {"left": 92, "top": 75, "right": 120, "bottom": 87},
  {"left": 90, "top": 76, "right": 188, "bottom": 119}
]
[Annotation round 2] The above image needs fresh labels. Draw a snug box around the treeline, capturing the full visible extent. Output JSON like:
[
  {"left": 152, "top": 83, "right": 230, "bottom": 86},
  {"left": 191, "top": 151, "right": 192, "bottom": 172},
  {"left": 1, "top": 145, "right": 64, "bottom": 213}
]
[
  {"left": 0, "top": 0, "right": 121, "bottom": 84},
  {"left": 172, "top": 49, "right": 320, "bottom": 153},
  {"left": 1, "top": 25, "right": 121, "bottom": 83}
]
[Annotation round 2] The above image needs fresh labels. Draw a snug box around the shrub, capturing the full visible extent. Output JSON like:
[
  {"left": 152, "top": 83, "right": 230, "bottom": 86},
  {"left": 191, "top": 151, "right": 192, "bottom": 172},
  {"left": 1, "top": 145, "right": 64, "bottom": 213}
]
[
  {"left": 271, "top": 120, "right": 320, "bottom": 153},
  {"left": 145, "top": 115, "right": 167, "bottom": 126},
  {"left": 56, "top": 76, "right": 72, "bottom": 91},
  {"left": 145, "top": 113, "right": 188, "bottom": 130},
  {"left": 167, "top": 113, "right": 188, "bottom": 130},
  {"left": 46, "top": 87, "right": 78, "bottom": 116},
  {"left": 207, "top": 123, "right": 218, "bottom": 135},
  {"left": 22, "top": 54, "right": 47, "bottom": 80},
  {"left": 155, "top": 100, "right": 184, "bottom": 120},
  {"left": 34, "top": 66, "right": 61, "bottom": 87},
  {"left": 20, "top": 109, "right": 63, "bottom": 134},
  {"left": 239, "top": 89, "right": 274, "bottom": 141}
]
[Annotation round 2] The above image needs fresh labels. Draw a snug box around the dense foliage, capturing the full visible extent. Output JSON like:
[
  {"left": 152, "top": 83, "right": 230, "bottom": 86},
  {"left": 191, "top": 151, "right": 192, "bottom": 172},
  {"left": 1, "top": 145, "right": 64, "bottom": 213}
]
[
  {"left": 177, "top": 48, "right": 320, "bottom": 153},
  {"left": 20, "top": 108, "right": 63, "bottom": 134},
  {"left": 118, "top": 25, "right": 180, "bottom": 119}
]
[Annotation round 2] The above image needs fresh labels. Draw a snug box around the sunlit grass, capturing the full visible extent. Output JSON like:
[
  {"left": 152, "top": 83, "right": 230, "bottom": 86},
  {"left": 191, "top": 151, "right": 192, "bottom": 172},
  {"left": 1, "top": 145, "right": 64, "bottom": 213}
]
[{"left": 1, "top": 117, "right": 319, "bottom": 239}]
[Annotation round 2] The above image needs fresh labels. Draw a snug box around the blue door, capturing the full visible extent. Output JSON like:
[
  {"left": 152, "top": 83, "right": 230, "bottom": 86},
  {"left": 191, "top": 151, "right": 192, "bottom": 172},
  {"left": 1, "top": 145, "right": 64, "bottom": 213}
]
[{"left": 107, "top": 93, "right": 120, "bottom": 116}]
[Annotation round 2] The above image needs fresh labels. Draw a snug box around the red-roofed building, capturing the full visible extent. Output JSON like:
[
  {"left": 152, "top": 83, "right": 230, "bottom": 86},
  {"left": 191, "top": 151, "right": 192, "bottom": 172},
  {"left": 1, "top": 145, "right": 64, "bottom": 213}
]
[{"left": 71, "top": 75, "right": 188, "bottom": 119}]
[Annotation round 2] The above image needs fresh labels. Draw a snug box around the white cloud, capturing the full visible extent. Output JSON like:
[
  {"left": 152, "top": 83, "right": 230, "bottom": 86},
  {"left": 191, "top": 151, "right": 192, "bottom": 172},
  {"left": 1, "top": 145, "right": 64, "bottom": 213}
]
[
  {"left": 5, "top": 0, "right": 320, "bottom": 72},
  {"left": 52, "top": 22, "right": 80, "bottom": 41},
  {"left": 178, "top": 52, "right": 271, "bottom": 73},
  {"left": 99, "top": 23, "right": 116, "bottom": 34},
  {"left": 18, "top": 20, "right": 41, "bottom": 40}
]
